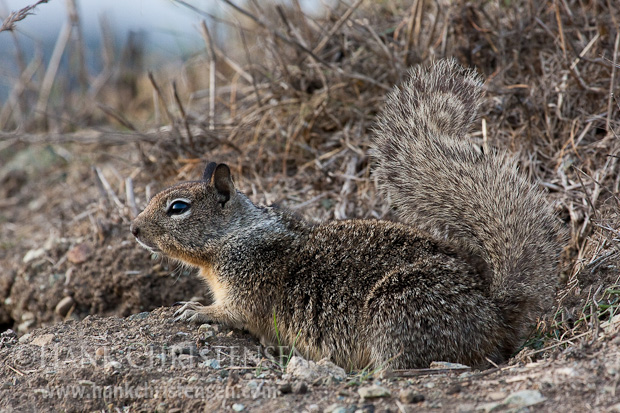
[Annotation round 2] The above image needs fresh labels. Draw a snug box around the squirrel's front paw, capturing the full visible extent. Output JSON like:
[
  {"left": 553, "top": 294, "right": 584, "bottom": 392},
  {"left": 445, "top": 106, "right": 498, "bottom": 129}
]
[{"left": 173, "top": 301, "right": 211, "bottom": 324}]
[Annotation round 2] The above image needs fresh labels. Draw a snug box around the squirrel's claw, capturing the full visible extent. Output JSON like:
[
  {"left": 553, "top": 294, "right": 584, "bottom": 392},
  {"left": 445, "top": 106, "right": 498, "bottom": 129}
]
[
  {"left": 174, "top": 301, "right": 203, "bottom": 317},
  {"left": 174, "top": 301, "right": 210, "bottom": 324}
]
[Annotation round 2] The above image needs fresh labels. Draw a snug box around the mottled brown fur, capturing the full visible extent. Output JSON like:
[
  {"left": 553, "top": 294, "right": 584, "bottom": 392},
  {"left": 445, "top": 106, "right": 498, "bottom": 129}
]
[{"left": 130, "top": 60, "right": 563, "bottom": 370}]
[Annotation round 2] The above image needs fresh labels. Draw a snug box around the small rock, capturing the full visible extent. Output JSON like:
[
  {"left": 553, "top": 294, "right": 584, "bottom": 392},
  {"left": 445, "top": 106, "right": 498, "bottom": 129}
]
[
  {"left": 0, "top": 329, "right": 18, "bottom": 347},
  {"left": 430, "top": 361, "right": 471, "bottom": 370},
  {"left": 232, "top": 403, "right": 245, "bottom": 412},
  {"left": 18, "top": 333, "right": 32, "bottom": 343},
  {"left": 31, "top": 334, "right": 55, "bottom": 347},
  {"left": 201, "top": 359, "right": 221, "bottom": 369},
  {"left": 127, "top": 312, "right": 150, "bottom": 321},
  {"left": 95, "top": 347, "right": 106, "bottom": 360},
  {"left": 55, "top": 296, "right": 74, "bottom": 317},
  {"left": 286, "top": 356, "right": 346, "bottom": 382},
  {"left": 198, "top": 324, "right": 213, "bottom": 333},
  {"left": 198, "top": 324, "right": 216, "bottom": 339},
  {"left": 399, "top": 389, "right": 424, "bottom": 404},
  {"left": 477, "top": 389, "right": 545, "bottom": 412},
  {"left": 292, "top": 381, "right": 308, "bottom": 394},
  {"left": 358, "top": 385, "right": 390, "bottom": 399},
  {"left": 504, "top": 390, "right": 545, "bottom": 408},
  {"left": 23, "top": 248, "right": 46, "bottom": 263},
  {"left": 306, "top": 404, "right": 319, "bottom": 412},
  {"left": 446, "top": 384, "right": 462, "bottom": 395},
  {"left": 317, "top": 358, "right": 347, "bottom": 380},
  {"left": 324, "top": 404, "right": 346, "bottom": 413},
  {"left": 487, "top": 391, "right": 506, "bottom": 401},
  {"left": 104, "top": 361, "right": 122, "bottom": 372},
  {"left": 67, "top": 243, "right": 92, "bottom": 264},
  {"left": 476, "top": 401, "right": 501, "bottom": 412}
]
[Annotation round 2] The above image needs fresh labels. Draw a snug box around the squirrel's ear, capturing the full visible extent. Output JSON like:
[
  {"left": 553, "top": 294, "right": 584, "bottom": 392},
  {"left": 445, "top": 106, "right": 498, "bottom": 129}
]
[
  {"left": 202, "top": 162, "right": 217, "bottom": 182},
  {"left": 212, "top": 163, "right": 234, "bottom": 206}
]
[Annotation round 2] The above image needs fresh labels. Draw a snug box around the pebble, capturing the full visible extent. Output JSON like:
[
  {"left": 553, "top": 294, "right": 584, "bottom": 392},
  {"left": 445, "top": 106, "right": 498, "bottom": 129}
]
[
  {"left": 95, "top": 347, "right": 106, "bottom": 359},
  {"left": 323, "top": 404, "right": 347, "bottom": 413},
  {"left": 476, "top": 389, "right": 545, "bottom": 412},
  {"left": 430, "top": 361, "right": 471, "bottom": 370},
  {"left": 23, "top": 248, "right": 46, "bottom": 264},
  {"left": 127, "top": 312, "right": 150, "bottom": 321},
  {"left": 399, "top": 389, "right": 424, "bottom": 404},
  {"left": 55, "top": 296, "right": 74, "bottom": 317},
  {"left": 486, "top": 391, "right": 506, "bottom": 401},
  {"left": 18, "top": 333, "right": 32, "bottom": 343},
  {"left": 504, "top": 390, "right": 546, "bottom": 407},
  {"left": 198, "top": 324, "right": 216, "bottom": 339},
  {"left": 31, "top": 334, "right": 55, "bottom": 347},
  {"left": 198, "top": 324, "right": 213, "bottom": 333},
  {"left": 67, "top": 243, "right": 92, "bottom": 264},
  {"left": 286, "top": 356, "right": 346, "bottom": 382},
  {"left": 232, "top": 404, "right": 245, "bottom": 412},
  {"left": 200, "top": 359, "right": 221, "bottom": 369},
  {"left": 358, "top": 385, "right": 390, "bottom": 399},
  {"left": 104, "top": 361, "right": 122, "bottom": 372}
]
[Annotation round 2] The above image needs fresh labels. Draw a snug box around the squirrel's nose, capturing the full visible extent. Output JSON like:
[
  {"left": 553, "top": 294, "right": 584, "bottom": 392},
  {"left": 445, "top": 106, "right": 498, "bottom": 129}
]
[{"left": 130, "top": 223, "right": 140, "bottom": 237}]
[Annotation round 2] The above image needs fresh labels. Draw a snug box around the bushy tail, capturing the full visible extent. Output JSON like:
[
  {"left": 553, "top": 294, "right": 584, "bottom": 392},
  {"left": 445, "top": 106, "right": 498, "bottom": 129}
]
[{"left": 372, "top": 59, "right": 562, "bottom": 338}]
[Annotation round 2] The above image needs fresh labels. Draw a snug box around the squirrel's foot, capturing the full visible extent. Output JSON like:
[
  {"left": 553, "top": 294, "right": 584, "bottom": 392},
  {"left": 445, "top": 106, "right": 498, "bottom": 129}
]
[{"left": 173, "top": 301, "right": 211, "bottom": 324}]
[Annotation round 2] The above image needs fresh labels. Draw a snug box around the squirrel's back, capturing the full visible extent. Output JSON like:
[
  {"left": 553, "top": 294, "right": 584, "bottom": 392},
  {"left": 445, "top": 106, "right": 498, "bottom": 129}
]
[{"left": 372, "top": 59, "right": 562, "bottom": 342}]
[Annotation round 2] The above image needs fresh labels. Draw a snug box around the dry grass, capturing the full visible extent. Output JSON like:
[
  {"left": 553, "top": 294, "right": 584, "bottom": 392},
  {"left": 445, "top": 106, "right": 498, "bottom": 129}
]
[
  {"left": 0, "top": 0, "right": 50, "bottom": 33},
  {"left": 1, "top": 0, "right": 619, "bottom": 360}
]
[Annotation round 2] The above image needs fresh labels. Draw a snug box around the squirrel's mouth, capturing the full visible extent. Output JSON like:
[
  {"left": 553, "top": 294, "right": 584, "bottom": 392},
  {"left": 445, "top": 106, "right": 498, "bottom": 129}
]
[{"left": 134, "top": 237, "right": 161, "bottom": 254}]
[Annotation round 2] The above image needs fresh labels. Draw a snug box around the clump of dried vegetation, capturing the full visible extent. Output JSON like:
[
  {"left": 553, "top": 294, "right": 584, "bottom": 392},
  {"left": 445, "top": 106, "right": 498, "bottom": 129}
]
[{"left": 1, "top": 0, "right": 619, "bottom": 361}]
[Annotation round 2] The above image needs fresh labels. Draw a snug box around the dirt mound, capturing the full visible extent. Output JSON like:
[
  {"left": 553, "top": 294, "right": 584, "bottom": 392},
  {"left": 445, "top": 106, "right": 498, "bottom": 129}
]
[{"left": 2, "top": 307, "right": 620, "bottom": 412}]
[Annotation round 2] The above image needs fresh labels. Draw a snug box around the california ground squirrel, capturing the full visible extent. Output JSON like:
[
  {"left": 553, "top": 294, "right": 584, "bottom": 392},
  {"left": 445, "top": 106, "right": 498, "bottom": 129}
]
[{"left": 130, "top": 59, "right": 562, "bottom": 370}]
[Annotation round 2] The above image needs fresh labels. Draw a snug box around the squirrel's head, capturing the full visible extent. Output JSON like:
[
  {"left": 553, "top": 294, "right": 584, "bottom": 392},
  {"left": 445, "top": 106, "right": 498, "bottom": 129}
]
[{"left": 130, "top": 162, "right": 250, "bottom": 266}]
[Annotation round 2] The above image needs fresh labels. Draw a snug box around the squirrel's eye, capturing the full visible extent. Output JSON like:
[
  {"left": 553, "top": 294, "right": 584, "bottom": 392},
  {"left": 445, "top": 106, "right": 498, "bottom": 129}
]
[{"left": 167, "top": 200, "right": 191, "bottom": 216}]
